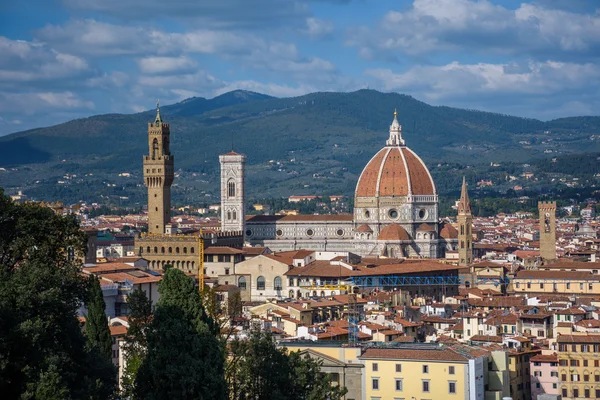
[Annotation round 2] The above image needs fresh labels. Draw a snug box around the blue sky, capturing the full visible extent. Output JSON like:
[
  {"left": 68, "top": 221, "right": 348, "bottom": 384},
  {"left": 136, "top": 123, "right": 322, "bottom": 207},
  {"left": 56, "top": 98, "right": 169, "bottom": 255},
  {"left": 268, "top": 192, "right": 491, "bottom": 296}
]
[{"left": 1, "top": 0, "right": 599, "bottom": 135}]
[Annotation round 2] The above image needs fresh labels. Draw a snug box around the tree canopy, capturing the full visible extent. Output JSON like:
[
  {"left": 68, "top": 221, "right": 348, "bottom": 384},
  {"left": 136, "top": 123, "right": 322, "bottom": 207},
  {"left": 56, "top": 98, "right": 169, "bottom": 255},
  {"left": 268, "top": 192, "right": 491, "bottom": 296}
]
[{"left": 0, "top": 189, "right": 116, "bottom": 398}]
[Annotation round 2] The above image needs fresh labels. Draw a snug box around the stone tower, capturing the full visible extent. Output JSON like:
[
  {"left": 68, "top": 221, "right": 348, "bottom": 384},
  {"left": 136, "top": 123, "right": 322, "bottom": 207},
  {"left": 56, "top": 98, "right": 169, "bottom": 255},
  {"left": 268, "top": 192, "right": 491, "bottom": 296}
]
[
  {"left": 457, "top": 177, "right": 472, "bottom": 266},
  {"left": 539, "top": 201, "right": 557, "bottom": 263},
  {"left": 143, "top": 102, "right": 174, "bottom": 234},
  {"left": 220, "top": 149, "right": 246, "bottom": 235}
]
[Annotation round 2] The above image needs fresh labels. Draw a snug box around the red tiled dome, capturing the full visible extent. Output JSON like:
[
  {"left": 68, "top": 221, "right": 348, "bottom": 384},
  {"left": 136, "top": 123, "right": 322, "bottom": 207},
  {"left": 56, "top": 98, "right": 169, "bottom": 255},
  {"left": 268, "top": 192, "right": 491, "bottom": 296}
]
[
  {"left": 439, "top": 223, "right": 458, "bottom": 239},
  {"left": 355, "top": 147, "right": 436, "bottom": 198},
  {"left": 355, "top": 224, "right": 373, "bottom": 233},
  {"left": 378, "top": 224, "right": 410, "bottom": 241}
]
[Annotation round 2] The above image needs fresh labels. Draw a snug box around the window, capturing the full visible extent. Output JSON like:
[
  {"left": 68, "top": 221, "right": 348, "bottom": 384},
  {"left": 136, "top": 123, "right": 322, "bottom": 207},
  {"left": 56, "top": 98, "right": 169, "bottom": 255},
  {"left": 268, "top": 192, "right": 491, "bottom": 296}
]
[
  {"left": 551, "top": 371, "right": 558, "bottom": 377},
  {"left": 449, "top": 366, "right": 455, "bottom": 375},
  {"left": 584, "top": 374, "right": 589, "bottom": 382},
  {"left": 274, "top": 276, "right": 282, "bottom": 291},
  {"left": 372, "top": 378, "right": 379, "bottom": 390},
  {"left": 395, "top": 379, "right": 403, "bottom": 391},
  {"left": 596, "top": 374, "right": 600, "bottom": 382},
  {"left": 571, "top": 374, "right": 579, "bottom": 382},
  {"left": 571, "top": 359, "right": 579, "bottom": 366},
  {"left": 562, "top": 374, "right": 567, "bottom": 382},
  {"left": 567, "top": 283, "right": 571, "bottom": 289},
  {"left": 257, "top": 276, "right": 265, "bottom": 291},
  {"left": 423, "top": 365, "right": 429, "bottom": 374},
  {"left": 584, "top": 360, "right": 589, "bottom": 367},
  {"left": 238, "top": 276, "right": 246, "bottom": 290},
  {"left": 597, "top": 389, "right": 600, "bottom": 399},
  {"left": 573, "top": 388, "right": 579, "bottom": 398},
  {"left": 396, "top": 364, "right": 402, "bottom": 373},
  {"left": 372, "top": 363, "right": 378, "bottom": 372},
  {"left": 559, "top": 359, "right": 567, "bottom": 366},
  {"left": 225, "top": 268, "right": 230, "bottom": 275},
  {"left": 537, "top": 330, "right": 544, "bottom": 337},
  {"left": 540, "top": 283, "right": 544, "bottom": 289},
  {"left": 562, "top": 388, "right": 568, "bottom": 397},
  {"left": 536, "top": 383, "right": 540, "bottom": 389},
  {"left": 422, "top": 380, "right": 430, "bottom": 392},
  {"left": 449, "top": 381, "right": 456, "bottom": 394},
  {"left": 227, "top": 180, "right": 235, "bottom": 198}
]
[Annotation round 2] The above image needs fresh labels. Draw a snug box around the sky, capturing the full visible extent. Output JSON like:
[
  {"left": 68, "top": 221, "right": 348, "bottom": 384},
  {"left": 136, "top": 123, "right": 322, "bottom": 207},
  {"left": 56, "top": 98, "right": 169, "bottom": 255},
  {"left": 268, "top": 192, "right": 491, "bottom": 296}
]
[{"left": 1, "top": 0, "right": 599, "bottom": 135}]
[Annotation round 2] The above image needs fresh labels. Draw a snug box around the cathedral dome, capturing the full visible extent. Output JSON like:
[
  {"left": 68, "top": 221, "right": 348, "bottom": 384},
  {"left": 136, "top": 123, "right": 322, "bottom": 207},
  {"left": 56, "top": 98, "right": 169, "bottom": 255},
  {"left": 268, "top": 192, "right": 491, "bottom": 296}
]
[
  {"left": 355, "top": 112, "right": 436, "bottom": 198},
  {"left": 439, "top": 223, "right": 458, "bottom": 239},
  {"left": 378, "top": 224, "right": 410, "bottom": 241}
]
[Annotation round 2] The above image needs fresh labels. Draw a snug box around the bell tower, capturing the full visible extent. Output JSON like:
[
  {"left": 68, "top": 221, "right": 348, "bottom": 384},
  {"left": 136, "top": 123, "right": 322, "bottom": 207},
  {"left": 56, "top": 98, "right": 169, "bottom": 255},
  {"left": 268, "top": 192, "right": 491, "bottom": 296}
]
[
  {"left": 220, "top": 149, "right": 246, "bottom": 235},
  {"left": 539, "top": 201, "right": 557, "bottom": 263},
  {"left": 457, "top": 177, "right": 472, "bottom": 266},
  {"left": 143, "top": 101, "right": 174, "bottom": 234}
]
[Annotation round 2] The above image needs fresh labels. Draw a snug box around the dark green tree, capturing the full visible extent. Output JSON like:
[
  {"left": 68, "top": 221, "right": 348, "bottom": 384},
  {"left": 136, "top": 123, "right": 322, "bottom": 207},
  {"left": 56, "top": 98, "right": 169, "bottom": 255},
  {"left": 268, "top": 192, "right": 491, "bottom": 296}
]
[
  {"left": 134, "top": 268, "right": 226, "bottom": 399},
  {"left": 228, "top": 328, "right": 347, "bottom": 400},
  {"left": 85, "top": 275, "right": 112, "bottom": 360},
  {"left": 0, "top": 189, "right": 117, "bottom": 398},
  {"left": 287, "top": 351, "right": 348, "bottom": 400},
  {"left": 121, "top": 287, "right": 153, "bottom": 397}
]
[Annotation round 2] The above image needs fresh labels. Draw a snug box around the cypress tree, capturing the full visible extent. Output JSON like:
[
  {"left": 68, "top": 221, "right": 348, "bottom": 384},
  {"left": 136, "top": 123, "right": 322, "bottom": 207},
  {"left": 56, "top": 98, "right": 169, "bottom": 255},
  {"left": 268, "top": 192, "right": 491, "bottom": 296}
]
[{"left": 85, "top": 275, "right": 112, "bottom": 360}]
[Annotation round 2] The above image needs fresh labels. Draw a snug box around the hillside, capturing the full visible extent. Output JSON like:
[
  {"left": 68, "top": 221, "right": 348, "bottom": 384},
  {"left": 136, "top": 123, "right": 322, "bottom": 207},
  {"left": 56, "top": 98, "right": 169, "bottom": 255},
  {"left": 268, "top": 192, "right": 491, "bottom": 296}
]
[{"left": 1, "top": 89, "right": 600, "bottom": 206}]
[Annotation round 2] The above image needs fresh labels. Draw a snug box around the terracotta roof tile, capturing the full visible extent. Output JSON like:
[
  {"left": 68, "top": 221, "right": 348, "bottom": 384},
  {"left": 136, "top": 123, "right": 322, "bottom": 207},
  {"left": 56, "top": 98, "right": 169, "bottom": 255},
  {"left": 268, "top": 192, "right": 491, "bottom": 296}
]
[{"left": 360, "top": 347, "right": 469, "bottom": 362}]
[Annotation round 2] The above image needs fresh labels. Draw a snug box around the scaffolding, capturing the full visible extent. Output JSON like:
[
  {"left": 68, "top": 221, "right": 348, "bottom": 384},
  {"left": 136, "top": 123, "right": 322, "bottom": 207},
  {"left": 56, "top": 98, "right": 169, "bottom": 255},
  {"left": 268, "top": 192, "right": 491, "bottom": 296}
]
[{"left": 346, "top": 275, "right": 510, "bottom": 287}]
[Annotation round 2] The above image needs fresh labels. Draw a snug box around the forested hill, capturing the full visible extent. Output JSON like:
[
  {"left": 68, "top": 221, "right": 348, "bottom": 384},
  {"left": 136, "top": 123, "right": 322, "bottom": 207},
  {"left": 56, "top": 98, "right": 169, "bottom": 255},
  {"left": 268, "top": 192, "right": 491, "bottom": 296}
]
[{"left": 1, "top": 89, "right": 599, "bottom": 205}]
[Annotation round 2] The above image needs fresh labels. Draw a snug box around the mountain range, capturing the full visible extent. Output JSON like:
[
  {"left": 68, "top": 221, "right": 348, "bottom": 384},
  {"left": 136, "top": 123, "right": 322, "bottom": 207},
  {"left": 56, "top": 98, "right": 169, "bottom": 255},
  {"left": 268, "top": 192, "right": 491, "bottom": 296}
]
[{"left": 1, "top": 89, "right": 599, "bottom": 206}]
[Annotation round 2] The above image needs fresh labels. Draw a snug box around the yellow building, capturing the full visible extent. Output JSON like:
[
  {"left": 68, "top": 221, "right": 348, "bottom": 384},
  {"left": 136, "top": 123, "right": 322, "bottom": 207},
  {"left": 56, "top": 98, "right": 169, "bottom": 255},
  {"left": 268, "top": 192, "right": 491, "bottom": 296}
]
[
  {"left": 557, "top": 334, "right": 600, "bottom": 400},
  {"left": 510, "top": 270, "right": 600, "bottom": 297},
  {"left": 360, "top": 345, "right": 483, "bottom": 400},
  {"left": 506, "top": 339, "right": 540, "bottom": 400}
]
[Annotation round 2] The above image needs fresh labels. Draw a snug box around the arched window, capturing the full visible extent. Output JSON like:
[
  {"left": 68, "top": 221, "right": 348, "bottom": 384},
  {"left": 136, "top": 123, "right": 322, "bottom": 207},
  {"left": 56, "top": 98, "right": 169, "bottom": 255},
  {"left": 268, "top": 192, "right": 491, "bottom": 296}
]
[
  {"left": 232, "top": 210, "right": 237, "bottom": 220},
  {"left": 191, "top": 247, "right": 195, "bottom": 254},
  {"left": 238, "top": 276, "right": 247, "bottom": 290},
  {"left": 257, "top": 276, "right": 265, "bottom": 291},
  {"left": 161, "top": 247, "right": 165, "bottom": 253},
  {"left": 228, "top": 180, "right": 235, "bottom": 198},
  {"left": 154, "top": 247, "right": 158, "bottom": 253},
  {"left": 274, "top": 276, "right": 282, "bottom": 291},
  {"left": 176, "top": 247, "right": 180, "bottom": 254},
  {"left": 183, "top": 247, "right": 187, "bottom": 254},
  {"left": 146, "top": 246, "right": 150, "bottom": 253},
  {"left": 168, "top": 247, "right": 172, "bottom": 253},
  {"left": 152, "top": 138, "right": 159, "bottom": 158},
  {"left": 227, "top": 211, "right": 231, "bottom": 220},
  {"left": 289, "top": 290, "right": 295, "bottom": 298}
]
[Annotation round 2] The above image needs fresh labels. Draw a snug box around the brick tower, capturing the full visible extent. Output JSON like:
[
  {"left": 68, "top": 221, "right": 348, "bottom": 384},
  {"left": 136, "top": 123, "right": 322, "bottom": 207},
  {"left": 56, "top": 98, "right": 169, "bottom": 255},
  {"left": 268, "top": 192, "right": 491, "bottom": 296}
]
[
  {"left": 220, "top": 149, "right": 246, "bottom": 235},
  {"left": 143, "top": 101, "right": 174, "bottom": 234},
  {"left": 457, "top": 177, "right": 472, "bottom": 266},
  {"left": 538, "top": 201, "right": 557, "bottom": 263}
]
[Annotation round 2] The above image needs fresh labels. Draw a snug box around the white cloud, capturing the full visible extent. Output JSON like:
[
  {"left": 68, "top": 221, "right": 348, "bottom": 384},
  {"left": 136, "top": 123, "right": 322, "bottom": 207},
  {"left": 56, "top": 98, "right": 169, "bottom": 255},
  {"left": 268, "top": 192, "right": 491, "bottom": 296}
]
[
  {"left": 366, "top": 60, "right": 600, "bottom": 118},
  {"left": 137, "top": 56, "right": 198, "bottom": 75},
  {"left": 0, "top": 91, "right": 94, "bottom": 114},
  {"left": 348, "top": 0, "right": 600, "bottom": 60},
  {"left": 302, "top": 18, "right": 334, "bottom": 39},
  {"left": 0, "top": 37, "right": 90, "bottom": 88},
  {"left": 61, "top": 0, "right": 312, "bottom": 29}
]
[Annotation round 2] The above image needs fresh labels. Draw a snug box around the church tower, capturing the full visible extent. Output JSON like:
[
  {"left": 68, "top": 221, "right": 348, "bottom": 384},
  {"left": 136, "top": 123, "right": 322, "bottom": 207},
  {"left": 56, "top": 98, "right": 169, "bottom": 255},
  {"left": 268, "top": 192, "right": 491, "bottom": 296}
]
[
  {"left": 539, "top": 201, "right": 557, "bottom": 263},
  {"left": 220, "top": 149, "right": 246, "bottom": 235},
  {"left": 143, "top": 102, "right": 174, "bottom": 234},
  {"left": 457, "top": 177, "right": 472, "bottom": 266}
]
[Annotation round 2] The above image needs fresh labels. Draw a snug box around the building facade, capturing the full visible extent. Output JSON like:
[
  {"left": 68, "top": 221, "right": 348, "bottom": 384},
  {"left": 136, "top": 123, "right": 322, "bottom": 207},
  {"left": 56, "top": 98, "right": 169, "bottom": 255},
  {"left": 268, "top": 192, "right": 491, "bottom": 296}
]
[
  {"left": 557, "top": 334, "right": 600, "bottom": 400},
  {"left": 220, "top": 150, "right": 246, "bottom": 234},
  {"left": 539, "top": 201, "right": 557, "bottom": 263},
  {"left": 245, "top": 112, "right": 460, "bottom": 258},
  {"left": 144, "top": 102, "right": 174, "bottom": 235}
]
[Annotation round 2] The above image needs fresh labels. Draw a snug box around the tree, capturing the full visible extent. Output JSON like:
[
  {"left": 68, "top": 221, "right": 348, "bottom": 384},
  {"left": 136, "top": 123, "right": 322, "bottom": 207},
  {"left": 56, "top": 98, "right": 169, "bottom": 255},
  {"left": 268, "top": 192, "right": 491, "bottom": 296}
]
[
  {"left": 134, "top": 268, "right": 226, "bottom": 399},
  {"left": 85, "top": 275, "right": 112, "bottom": 360},
  {"left": 228, "top": 328, "right": 347, "bottom": 400},
  {"left": 121, "top": 287, "right": 153, "bottom": 397},
  {"left": 287, "top": 351, "right": 348, "bottom": 400},
  {"left": 0, "top": 190, "right": 117, "bottom": 398}
]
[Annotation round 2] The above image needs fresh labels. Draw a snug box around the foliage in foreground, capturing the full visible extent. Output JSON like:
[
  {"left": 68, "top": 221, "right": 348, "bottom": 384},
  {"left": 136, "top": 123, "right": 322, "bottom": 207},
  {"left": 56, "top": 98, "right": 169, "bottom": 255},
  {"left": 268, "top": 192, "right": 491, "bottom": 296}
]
[{"left": 0, "top": 189, "right": 116, "bottom": 398}]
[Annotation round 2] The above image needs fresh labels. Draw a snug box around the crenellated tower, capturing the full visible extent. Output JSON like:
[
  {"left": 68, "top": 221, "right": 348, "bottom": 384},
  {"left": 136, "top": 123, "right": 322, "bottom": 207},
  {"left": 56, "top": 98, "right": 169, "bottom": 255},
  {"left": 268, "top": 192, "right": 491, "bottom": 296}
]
[
  {"left": 539, "top": 201, "right": 557, "bottom": 263},
  {"left": 220, "top": 149, "right": 246, "bottom": 235},
  {"left": 457, "top": 177, "right": 472, "bottom": 266},
  {"left": 143, "top": 101, "right": 174, "bottom": 234}
]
